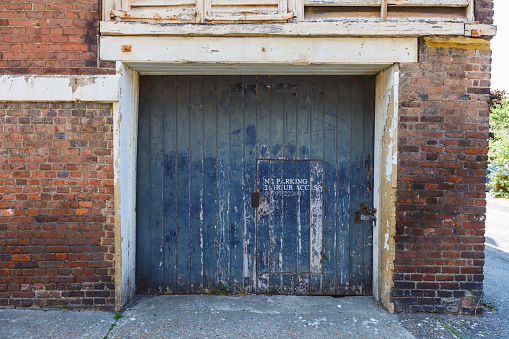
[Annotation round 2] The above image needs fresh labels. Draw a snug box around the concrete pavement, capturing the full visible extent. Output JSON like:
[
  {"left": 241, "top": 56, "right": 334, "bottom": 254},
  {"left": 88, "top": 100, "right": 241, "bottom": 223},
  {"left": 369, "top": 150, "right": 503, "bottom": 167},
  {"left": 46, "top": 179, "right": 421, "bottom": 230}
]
[{"left": 109, "top": 295, "right": 413, "bottom": 339}]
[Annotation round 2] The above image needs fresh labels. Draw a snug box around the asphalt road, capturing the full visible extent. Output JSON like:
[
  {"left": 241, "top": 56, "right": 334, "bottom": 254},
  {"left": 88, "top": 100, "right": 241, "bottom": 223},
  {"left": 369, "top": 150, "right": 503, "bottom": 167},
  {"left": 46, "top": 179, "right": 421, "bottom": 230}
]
[{"left": 485, "top": 194, "right": 509, "bottom": 252}]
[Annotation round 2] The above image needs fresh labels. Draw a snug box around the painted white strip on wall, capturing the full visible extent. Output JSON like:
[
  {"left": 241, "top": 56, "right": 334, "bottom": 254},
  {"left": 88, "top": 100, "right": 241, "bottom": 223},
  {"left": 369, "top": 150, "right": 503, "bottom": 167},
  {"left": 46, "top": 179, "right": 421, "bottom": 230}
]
[
  {"left": 101, "top": 36, "right": 418, "bottom": 65},
  {"left": 0, "top": 75, "right": 119, "bottom": 102}
]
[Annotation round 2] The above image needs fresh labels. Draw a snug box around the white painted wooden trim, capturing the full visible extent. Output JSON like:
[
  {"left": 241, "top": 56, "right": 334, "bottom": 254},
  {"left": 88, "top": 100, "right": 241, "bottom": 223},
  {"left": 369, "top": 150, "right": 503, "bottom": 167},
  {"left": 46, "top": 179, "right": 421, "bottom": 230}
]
[
  {"left": 111, "top": 9, "right": 197, "bottom": 21},
  {"left": 464, "top": 23, "right": 497, "bottom": 37},
  {"left": 381, "top": 0, "right": 387, "bottom": 21},
  {"left": 466, "top": 0, "right": 474, "bottom": 21},
  {"left": 205, "top": 12, "right": 295, "bottom": 22},
  {"left": 121, "top": 0, "right": 130, "bottom": 12},
  {"left": 373, "top": 64, "right": 398, "bottom": 312},
  {"left": 305, "top": 0, "right": 468, "bottom": 5},
  {"left": 100, "top": 36, "right": 418, "bottom": 64},
  {"left": 0, "top": 75, "right": 119, "bottom": 103},
  {"left": 100, "top": 20, "right": 473, "bottom": 37},
  {"left": 115, "top": 62, "right": 139, "bottom": 310},
  {"left": 294, "top": 0, "right": 304, "bottom": 20}
]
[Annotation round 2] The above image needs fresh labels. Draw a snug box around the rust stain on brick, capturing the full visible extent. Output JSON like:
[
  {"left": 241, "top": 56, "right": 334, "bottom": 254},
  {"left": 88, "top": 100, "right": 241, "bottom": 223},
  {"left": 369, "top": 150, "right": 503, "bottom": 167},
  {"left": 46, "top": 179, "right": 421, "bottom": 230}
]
[{"left": 424, "top": 37, "right": 491, "bottom": 50}]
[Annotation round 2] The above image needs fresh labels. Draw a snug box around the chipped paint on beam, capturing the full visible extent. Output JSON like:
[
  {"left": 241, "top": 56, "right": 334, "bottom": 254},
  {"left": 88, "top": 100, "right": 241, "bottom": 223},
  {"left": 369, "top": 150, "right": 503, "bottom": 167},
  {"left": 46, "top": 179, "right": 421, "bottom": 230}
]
[
  {"left": 0, "top": 75, "right": 119, "bottom": 102},
  {"left": 100, "top": 36, "right": 418, "bottom": 65}
]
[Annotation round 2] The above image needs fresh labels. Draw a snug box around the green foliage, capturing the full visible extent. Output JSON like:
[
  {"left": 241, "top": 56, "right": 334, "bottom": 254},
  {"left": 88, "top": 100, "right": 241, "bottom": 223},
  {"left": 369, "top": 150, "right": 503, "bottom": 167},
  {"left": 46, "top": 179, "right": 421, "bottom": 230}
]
[
  {"left": 434, "top": 316, "right": 463, "bottom": 339},
  {"left": 489, "top": 90, "right": 507, "bottom": 110},
  {"left": 483, "top": 301, "right": 497, "bottom": 312},
  {"left": 488, "top": 168, "right": 509, "bottom": 198},
  {"left": 103, "top": 312, "right": 123, "bottom": 339},
  {"left": 208, "top": 284, "right": 231, "bottom": 295},
  {"left": 489, "top": 92, "right": 509, "bottom": 198}
]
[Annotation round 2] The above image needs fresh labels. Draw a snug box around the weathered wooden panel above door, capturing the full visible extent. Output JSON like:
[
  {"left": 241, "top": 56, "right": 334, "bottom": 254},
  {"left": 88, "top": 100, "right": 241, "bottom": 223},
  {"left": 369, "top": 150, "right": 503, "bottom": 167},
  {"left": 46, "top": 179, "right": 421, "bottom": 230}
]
[{"left": 136, "top": 75, "right": 374, "bottom": 295}]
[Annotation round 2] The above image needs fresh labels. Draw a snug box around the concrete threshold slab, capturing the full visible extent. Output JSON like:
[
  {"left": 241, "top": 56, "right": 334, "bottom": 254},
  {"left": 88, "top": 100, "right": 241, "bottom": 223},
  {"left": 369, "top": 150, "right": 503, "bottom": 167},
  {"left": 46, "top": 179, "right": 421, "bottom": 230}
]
[{"left": 109, "top": 295, "right": 414, "bottom": 338}]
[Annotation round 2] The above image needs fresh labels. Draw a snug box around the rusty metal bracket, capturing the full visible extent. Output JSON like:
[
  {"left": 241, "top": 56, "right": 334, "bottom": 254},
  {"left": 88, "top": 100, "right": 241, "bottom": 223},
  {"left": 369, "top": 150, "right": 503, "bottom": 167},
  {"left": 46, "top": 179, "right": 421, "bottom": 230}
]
[
  {"left": 251, "top": 192, "right": 259, "bottom": 208},
  {"left": 354, "top": 203, "right": 376, "bottom": 224}
]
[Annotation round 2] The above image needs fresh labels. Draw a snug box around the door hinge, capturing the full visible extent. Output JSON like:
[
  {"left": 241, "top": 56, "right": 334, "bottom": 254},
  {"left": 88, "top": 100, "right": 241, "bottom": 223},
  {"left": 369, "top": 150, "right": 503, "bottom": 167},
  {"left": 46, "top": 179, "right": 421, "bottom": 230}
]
[{"left": 354, "top": 203, "right": 376, "bottom": 224}]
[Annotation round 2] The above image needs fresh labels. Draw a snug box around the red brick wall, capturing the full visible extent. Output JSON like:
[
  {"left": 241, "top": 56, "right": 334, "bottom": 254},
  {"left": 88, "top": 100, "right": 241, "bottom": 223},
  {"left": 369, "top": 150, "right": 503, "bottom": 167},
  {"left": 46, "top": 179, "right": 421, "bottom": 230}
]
[
  {"left": 0, "top": 0, "right": 115, "bottom": 75},
  {"left": 0, "top": 102, "right": 115, "bottom": 309},
  {"left": 475, "top": 0, "right": 494, "bottom": 24},
  {"left": 393, "top": 39, "right": 490, "bottom": 314}
]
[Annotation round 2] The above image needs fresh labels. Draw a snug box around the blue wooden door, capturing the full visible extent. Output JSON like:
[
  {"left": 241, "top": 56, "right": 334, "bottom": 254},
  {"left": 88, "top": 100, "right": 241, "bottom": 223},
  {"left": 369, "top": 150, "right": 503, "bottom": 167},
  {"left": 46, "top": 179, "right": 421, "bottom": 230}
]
[{"left": 136, "top": 75, "right": 374, "bottom": 295}]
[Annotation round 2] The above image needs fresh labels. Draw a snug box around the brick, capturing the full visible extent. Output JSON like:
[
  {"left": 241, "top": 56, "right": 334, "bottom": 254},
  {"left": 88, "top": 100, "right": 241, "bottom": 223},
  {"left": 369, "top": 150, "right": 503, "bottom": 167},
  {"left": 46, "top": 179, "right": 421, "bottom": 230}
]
[
  {"left": 394, "top": 38, "right": 489, "bottom": 315},
  {"left": 0, "top": 103, "right": 114, "bottom": 310}
]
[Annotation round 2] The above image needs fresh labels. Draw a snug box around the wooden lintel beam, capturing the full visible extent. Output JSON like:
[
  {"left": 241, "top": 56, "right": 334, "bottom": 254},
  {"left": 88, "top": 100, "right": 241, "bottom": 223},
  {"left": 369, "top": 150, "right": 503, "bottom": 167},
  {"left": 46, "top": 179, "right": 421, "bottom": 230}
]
[{"left": 102, "top": 21, "right": 492, "bottom": 37}]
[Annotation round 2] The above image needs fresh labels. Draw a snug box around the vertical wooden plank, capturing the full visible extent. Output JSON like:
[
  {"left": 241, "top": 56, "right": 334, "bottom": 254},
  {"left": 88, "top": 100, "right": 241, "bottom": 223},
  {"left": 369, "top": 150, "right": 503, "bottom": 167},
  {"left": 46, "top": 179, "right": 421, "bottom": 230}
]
[
  {"left": 217, "top": 76, "right": 231, "bottom": 286},
  {"left": 282, "top": 274, "right": 296, "bottom": 295},
  {"left": 467, "top": 0, "right": 474, "bottom": 21},
  {"left": 380, "top": 0, "right": 387, "bottom": 21},
  {"left": 256, "top": 76, "right": 271, "bottom": 293},
  {"left": 310, "top": 76, "right": 324, "bottom": 161},
  {"left": 230, "top": 76, "right": 244, "bottom": 291},
  {"left": 283, "top": 160, "right": 297, "bottom": 274},
  {"left": 309, "top": 161, "right": 324, "bottom": 279},
  {"left": 284, "top": 76, "right": 298, "bottom": 160},
  {"left": 149, "top": 76, "right": 164, "bottom": 293},
  {"left": 309, "top": 76, "right": 324, "bottom": 295},
  {"left": 336, "top": 76, "right": 351, "bottom": 295},
  {"left": 136, "top": 76, "right": 152, "bottom": 293},
  {"left": 362, "top": 77, "right": 375, "bottom": 293},
  {"left": 196, "top": 0, "right": 205, "bottom": 23},
  {"left": 282, "top": 76, "right": 298, "bottom": 293},
  {"left": 268, "top": 76, "right": 284, "bottom": 294},
  {"left": 278, "top": 0, "right": 288, "bottom": 14},
  {"left": 349, "top": 76, "right": 365, "bottom": 294},
  {"left": 243, "top": 75, "right": 257, "bottom": 292},
  {"left": 176, "top": 76, "right": 191, "bottom": 293},
  {"left": 322, "top": 76, "right": 338, "bottom": 295},
  {"left": 296, "top": 160, "right": 310, "bottom": 274},
  {"left": 257, "top": 76, "right": 271, "bottom": 160},
  {"left": 189, "top": 76, "right": 204, "bottom": 293},
  {"left": 291, "top": 0, "right": 304, "bottom": 21},
  {"left": 297, "top": 75, "right": 311, "bottom": 160},
  {"left": 103, "top": 0, "right": 114, "bottom": 21},
  {"left": 204, "top": 0, "right": 212, "bottom": 18},
  {"left": 271, "top": 76, "right": 284, "bottom": 159},
  {"left": 296, "top": 274, "right": 309, "bottom": 295},
  {"left": 162, "top": 76, "right": 178, "bottom": 293},
  {"left": 257, "top": 160, "right": 271, "bottom": 275},
  {"left": 121, "top": 0, "right": 129, "bottom": 12},
  {"left": 269, "top": 160, "right": 284, "bottom": 276},
  {"left": 202, "top": 76, "right": 218, "bottom": 290},
  {"left": 282, "top": 160, "right": 297, "bottom": 295},
  {"left": 309, "top": 161, "right": 323, "bottom": 296}
]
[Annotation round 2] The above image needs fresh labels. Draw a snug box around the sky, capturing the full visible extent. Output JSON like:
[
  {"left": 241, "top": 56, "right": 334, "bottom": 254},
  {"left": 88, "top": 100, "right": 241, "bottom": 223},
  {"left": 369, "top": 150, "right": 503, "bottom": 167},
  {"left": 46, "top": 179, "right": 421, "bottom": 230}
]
[{"left": 491, "top": 0, "right": 509, "bottom": 92}]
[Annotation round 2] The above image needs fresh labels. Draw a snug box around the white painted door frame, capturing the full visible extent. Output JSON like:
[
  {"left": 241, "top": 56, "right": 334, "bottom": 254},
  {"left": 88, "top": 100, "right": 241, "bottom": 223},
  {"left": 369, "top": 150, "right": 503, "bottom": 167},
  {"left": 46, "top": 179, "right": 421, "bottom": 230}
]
[{"left": 113, "top": 65, "right": 401, "bottom": 313}]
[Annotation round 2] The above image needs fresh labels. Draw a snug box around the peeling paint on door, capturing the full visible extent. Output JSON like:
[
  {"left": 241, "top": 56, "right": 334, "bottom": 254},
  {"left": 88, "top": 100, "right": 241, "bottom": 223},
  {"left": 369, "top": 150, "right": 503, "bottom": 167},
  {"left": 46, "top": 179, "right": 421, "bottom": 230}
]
[{"left": 136, "top": 75, "right": 374, "bottom": 295}]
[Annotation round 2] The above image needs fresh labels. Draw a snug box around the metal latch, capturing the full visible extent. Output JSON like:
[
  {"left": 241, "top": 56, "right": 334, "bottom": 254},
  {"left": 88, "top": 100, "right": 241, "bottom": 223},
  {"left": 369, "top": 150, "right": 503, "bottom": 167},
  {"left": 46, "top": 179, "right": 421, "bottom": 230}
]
[
  {"left": 251, "top": 192, "right": 259, "bottom": 208},
  {"left": 354, "top": 203, "right": 376, "bottom": 224}
]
